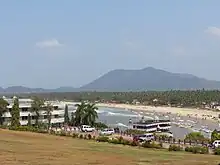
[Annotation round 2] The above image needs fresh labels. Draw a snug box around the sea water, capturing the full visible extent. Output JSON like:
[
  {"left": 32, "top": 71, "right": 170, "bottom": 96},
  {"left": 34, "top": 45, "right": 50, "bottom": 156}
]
[{"left": 96, "top": 107, "right": 219, "bottom": 139}]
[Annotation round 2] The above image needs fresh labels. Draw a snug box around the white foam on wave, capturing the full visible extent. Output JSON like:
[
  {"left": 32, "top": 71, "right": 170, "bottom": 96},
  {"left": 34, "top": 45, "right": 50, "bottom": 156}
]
[
  {"left": 96, "top": 109, "right": 106, "bottom": 114},
  {"left": 103, "top": 111, "right": 154, "bottom": 119}
]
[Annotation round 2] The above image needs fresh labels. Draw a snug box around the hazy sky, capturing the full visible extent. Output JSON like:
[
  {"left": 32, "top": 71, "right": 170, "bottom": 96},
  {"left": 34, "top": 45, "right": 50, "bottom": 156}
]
[{"left": 1, "top": 1, "right": 220, "bottom": 88}]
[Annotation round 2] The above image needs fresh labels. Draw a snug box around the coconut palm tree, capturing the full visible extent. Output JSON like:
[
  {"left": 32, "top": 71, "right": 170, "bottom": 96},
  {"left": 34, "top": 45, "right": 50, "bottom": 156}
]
[
  {"left": 83, "top": 103, "right": 98, "bottom": 126},
  {"left": 74, "top": 101, "right": 87, "bottom": 126},
  {"left": 30, "top": 97, "right": 44, "bottom": 127},
  {"left": 74, "top": 102, "right": 98, "bottom": 126},
  {"left": 0, "top": 98, "right": 9, "bottom": 125},
  {"left": 44, "top": 103, "right": 53, "bottom": 130}
]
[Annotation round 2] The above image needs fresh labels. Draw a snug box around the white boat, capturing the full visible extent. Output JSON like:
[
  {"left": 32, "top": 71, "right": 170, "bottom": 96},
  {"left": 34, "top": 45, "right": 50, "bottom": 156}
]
[{"left": 132, "top": 119, "right": 171, "bottom": 133}]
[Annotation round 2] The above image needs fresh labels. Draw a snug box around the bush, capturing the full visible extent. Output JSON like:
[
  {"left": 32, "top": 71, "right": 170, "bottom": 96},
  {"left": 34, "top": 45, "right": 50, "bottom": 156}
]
[
  {"left": 142, "top": 141, "right": 162, "bottom": 149},
  {"left": 0, "top": 125, "right": 8, "bottom": 129},
  {"left": 214, "top": 148, "right": 220, "bottom": 155},
  {"left": 185, "top": 146, "right": 193, "bottom": 152},
  {"left": 79, "top": 134, "right": 84, "bottom": 139},
  {"left": 83, "top": 134, "right": 88, "bottom": 140},
  {"left": 129, "top": 140, "right": 139, "bottom": 146},
  {"left": 125, "top": 129, "right": 146, "bottom": 135},
  {"left": 96, "top": 136, "right": 109, "bottom": 142},
  {"left": 8, "top": 126, "right": 47, "bottom": 133},
  {"left": 121, "top": 139, "right": 131, "bottom": 145},
  {"left": 72, "top": 133, "right": 79, "bottom": 138},
  {"left": 87, "top": 134, "right": 92, "bottom": 140},
  {"left": 60, "top": 131, "right": 66, "bottom": 136},
  {"left": 168, "top": 145, "right": 182, "bottom": 151},
  {"left": 108, "top": 138, "right": 120, "bottom": 144},
  {"left": 185, "top": 146, "right": 209, "bottom": 154},
  {"left": 118, "top": 136, "right": 124, "bottom": 143}
]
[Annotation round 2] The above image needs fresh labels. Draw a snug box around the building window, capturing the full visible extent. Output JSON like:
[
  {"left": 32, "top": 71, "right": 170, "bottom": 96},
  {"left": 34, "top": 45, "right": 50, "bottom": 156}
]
[
  {"left": 21, "top": 108, "right": 28, "bottom": 112},
  {"left": 54, "top": 106, "right": 58, "bottom": 110},
  {"left": 44, "top": 115, "right": 47, "bottom": 119},
  {"left": 22, "top": 116, "right": 28, "bottom": 120},
  {"left": 54, "top": 114, "right": 59, "bottom": 118}
]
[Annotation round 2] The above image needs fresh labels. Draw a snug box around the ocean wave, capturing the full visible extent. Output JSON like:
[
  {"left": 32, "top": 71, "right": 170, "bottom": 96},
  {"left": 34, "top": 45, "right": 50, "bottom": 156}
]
[{"left": 102, "top": 111, "right": 154, "bottom": 119}]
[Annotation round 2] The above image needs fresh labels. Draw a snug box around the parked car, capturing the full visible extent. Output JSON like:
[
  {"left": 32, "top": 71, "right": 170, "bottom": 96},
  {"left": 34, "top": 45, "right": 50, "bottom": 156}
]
[
  {"left": 212, "top": 140, "right": 220, "bottom": 148},
  {"left": 155, "top": 131, "right": 173, "bottom": 138},
  {"left": 133, "top": 133, "right": 154, "bottom": 142},
  {"left": 81, "top": 125, "right": 95, "bottom": 132},
  {"left": 99, "top": 128, "right": 115, "bottom": 135}
]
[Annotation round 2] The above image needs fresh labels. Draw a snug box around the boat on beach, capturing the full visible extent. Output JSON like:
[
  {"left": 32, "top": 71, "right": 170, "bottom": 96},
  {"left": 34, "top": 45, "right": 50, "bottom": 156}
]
[{"left": 131, "top": 119, "right": 171, "bottom": 133}]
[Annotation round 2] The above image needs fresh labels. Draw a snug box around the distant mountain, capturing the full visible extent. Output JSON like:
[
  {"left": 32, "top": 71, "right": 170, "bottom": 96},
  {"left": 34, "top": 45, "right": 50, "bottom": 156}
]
[
  {"left": 0, "top": 86, "right": 77, "bottom": 93},
  {"left": 80, "top": 67, "right": 220, "bottom": 91},
  {"left": 2, "top": 67, "right": 220, "bottom": 93},
  {"left": 51, "top": 87, "right": 78, "bottom": 92}
]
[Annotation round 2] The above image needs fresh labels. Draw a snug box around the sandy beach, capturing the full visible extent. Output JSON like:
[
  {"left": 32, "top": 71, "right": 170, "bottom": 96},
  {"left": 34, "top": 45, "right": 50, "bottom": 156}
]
[{"left": 97, "top": 103, "right": 220, "bottom": 121}]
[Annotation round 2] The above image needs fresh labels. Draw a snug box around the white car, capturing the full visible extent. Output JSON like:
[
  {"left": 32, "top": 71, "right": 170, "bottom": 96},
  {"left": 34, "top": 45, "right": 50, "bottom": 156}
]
[
  {"left": 156, "top": 131, "right": 173, "bottom": 138},
  {"left": 81, "top": 125, "right": 95, "bottom": 132},
  {"left": 213, "top": 140, "right": 220, "bottom": 148},
  {"left": 99, "top": 128, "right": 114, "bottom": 135},
  {"left": 134, "top": 133, "right": 154, "bottom": 142}
]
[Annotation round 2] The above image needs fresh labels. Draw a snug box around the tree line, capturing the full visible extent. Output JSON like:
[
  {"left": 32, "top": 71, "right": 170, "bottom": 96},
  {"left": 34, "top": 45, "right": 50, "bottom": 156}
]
[{"left": 7, "top": 90, "right": 220, "bottom": 108}]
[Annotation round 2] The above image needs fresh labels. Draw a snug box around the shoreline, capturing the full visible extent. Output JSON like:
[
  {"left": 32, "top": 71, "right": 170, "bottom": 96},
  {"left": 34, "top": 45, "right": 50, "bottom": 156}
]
[{"left": 97, "top": 103, "right": 220, "bottom": 122}]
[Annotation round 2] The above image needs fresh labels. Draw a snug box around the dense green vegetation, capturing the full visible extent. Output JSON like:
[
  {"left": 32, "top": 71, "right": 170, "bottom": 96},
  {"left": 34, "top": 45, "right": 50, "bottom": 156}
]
[{"left": 7, "top": 90, "right": 220, "bottom": 108}]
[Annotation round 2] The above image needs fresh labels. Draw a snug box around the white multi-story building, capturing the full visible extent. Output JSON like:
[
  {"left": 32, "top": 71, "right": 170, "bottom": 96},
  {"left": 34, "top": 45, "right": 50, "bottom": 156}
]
[{"left": 1, "top": 96, "right": 77, "bottom": 126}]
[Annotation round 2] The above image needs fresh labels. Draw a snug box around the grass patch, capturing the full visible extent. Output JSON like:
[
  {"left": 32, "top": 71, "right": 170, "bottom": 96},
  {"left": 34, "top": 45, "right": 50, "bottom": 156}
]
[{"left": 0, "top": 129, "right": 219, "bottom": 165}]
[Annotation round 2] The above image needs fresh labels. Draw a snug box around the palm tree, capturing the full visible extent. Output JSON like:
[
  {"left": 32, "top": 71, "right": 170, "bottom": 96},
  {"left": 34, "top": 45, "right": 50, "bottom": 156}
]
[
  {"left": 74, "top": 102, "right": 98, "bottom": 126},
  {"left": 44, "top": 103, "right": 53, "bottom": 130},
  {"left": 74, "top": 101, "right": 87, "bottom": 126},
  {"left": 83, "top": 103, "right": 98, "bottom": 126},
  {"left": 0, "top": 98, "right": 9, "bottom": 125},
  {"left": 30, "top": 97, "right": 44, "bottom": 127}
]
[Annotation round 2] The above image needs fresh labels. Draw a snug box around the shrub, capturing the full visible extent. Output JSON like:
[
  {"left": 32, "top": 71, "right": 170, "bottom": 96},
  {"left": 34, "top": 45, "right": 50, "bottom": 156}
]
[
  {"left": 121, "top": 139, "right": 131, "bottom": 145},
  {"left": 87, "top": 134, "right": 92, "bottom": 140},
  {"left": 92, "top": 136, "right": 96, "bottom": 140},
  {"left": 79, "top": 134, "right": 84, "bottom": 139},
  {"left": 96, "top": 136, "right": 109, "bottom": 142},
  {"left": 83, "top": 134, "right": 87, "bottom": 140},
  {"left": 185, "top": 146, "right": 193, "bottom": 152},
  {"left": 60, "top": 131, "right": 66, "bottom": 136},
  {"left": 129, "top": 140, "right": 139, "bottom": 146},
  {"left": 108, "top": 138, "right": 120, "bottom": 144},
  {"left": 185, "top": 146, "right": 208, "bottom": 154},
  {"left": 192, "top": 146, "right": 201, "bottom": 154},
  {"left": 200, "top": 146, "right": 209, "bottom": 154},
  {"left": 124, "top": 129, "right": 146, "bottom": 135},
  {"left": 0, "top": 125, "right": 8, "bottom": 129},
  {"left": 118, "top": 136, "right": 124, "bottom": 143},
  {"left": 142, "top": 141, "right": 162, "bottom": 149},
  {"left": 50, "top": 130, "right": 56, "bottom": 135},
  {"left": 214, "top": 148, "right": 220, "bottom": 155},
  {"left": 72, "top": 133, "right": 79, "bottom": 138},
  {"left": 8, "top": 126, "right": 45, "bottom": 133},
  {"left": 168, "top": 145, "right": 182, "bottom": 151},
  {"left": 36, "top": 129, "right": 48, "bottom": 134}
]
